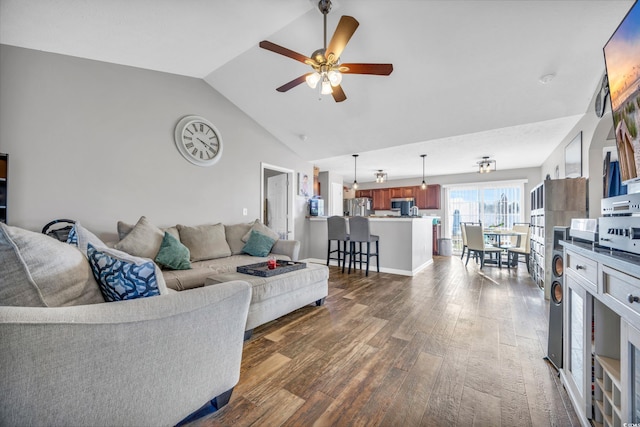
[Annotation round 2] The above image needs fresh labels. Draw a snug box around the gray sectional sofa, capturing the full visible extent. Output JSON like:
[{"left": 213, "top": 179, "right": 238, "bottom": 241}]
[{"left": 0, "top": 217, "right": 329, "bottom": 426}]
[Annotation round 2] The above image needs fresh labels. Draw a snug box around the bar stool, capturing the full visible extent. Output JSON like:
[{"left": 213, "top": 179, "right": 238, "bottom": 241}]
[
  {"left": 348, "top": 216, "right": 379, "bottom": 276},
  {"left": 327, "top": 216, "right": 350, "bottom": 273}
]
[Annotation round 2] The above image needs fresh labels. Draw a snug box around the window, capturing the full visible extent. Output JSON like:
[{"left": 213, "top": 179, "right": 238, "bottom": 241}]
[{"left": 445, "top": 180, "right": 525, "bottom": 253}]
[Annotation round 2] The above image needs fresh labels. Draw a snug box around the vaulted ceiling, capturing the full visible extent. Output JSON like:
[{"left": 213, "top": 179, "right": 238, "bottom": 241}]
[{"left": 0, "top": 0, "right": 633, "bottom": 182}]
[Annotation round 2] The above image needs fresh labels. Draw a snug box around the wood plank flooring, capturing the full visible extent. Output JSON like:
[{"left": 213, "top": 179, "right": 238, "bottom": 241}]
[{"left": 188, "top": 256, "right": 579, "bottom": 427}]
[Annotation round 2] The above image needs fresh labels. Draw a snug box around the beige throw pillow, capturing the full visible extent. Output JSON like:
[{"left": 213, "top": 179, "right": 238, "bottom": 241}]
[
  {"left": 241, "top": 220, "right": 280, "bottom": 243},
  {"left": 177, "top": 223, "right": 231, "bottom": 261},
  {"left": 225, "top": 222, "right": 254, "bottom": 255},
  {"left": 114, "top": 216, "right": 164, "bottom": 259},
  {"left": 0, "top": 223, "right": 104, "bottom": 307}
]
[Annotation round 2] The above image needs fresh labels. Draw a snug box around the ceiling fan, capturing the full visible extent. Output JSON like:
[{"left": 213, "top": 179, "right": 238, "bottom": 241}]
[{"left": 259, "top": 0, "right": 393, "bottom": 102}]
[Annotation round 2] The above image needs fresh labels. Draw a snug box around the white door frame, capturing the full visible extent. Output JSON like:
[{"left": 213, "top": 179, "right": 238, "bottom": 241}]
[{"left": 261, "top": 162, "right": 295, "bottom": 240}]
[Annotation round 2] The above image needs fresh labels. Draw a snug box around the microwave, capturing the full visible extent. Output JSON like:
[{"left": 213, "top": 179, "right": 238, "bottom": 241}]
[{"left": 391, "top": 198, "right": 414, "bottom": 215}]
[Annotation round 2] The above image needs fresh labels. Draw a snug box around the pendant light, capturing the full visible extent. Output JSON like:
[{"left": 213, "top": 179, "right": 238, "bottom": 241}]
[
  {"left": 420, "top": 154, "right": 427, "bottom": 189},
  {"left": 352, "top": 154, "right": 359, "bottom": 189}
]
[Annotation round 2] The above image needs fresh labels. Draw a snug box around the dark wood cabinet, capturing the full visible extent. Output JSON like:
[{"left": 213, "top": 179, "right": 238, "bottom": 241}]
[
  {"left": 372, "top": 188, "right": 390, "bottom": 210},
  {"left": 355, "top": 189, "right": 373, "bottom": 198},
  {"left": 389, "top": 187, "right": 414, "bottom": 199},
  {"left": 0, "top": 153, "right": 7, "bottom": 223},
  {"left": 416, "top": 184, "right": 441, "bottom": 209}
]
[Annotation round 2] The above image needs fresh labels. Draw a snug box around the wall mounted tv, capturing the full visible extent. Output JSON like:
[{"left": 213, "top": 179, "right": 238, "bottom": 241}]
[{"left": 603, "top": 0, "right": 640, "bottom": 184}]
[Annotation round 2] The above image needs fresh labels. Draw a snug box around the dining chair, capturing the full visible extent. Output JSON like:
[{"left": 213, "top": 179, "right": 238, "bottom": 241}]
[
  {"left": 460, "top": 221, "right": 482, "bottom": 259},
  {"left": 327, "top": 216, "right": 350, "bottom": 273},
  {"left": 460, "top": 223, "right": 468, "bottom": 259},
  {"left": 465, "top": 224, "right": 503, "bottom": 268},
  {"left": 507, "top": 223, "right": 531, "bottom": 272},
  {"left": 348, "top": 216, "right": 379, "bottom": 276}
]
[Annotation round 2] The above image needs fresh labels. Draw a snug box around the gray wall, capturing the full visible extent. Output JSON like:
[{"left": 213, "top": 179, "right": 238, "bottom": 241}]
[{"left": 0, "top": 45, "right": 314, "bottom": 254}]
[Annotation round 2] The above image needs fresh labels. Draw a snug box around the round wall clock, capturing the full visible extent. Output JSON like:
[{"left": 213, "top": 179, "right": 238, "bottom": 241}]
[{"left": 174, "top": 115, "right": 223, "bottom": 166}]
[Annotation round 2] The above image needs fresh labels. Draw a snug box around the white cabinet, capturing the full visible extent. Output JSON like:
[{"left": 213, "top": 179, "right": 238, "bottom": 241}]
[
  {"left": 561, "top": 243, "right": 640, "bottom": 427},
  {"left": 563, "top": 273, "right": 592, "bottom": 421}
]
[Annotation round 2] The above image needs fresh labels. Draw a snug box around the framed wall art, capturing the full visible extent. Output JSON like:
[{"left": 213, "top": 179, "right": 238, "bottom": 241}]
[{"left": 565, "top": 131, "right": 582, "bottom": 178}]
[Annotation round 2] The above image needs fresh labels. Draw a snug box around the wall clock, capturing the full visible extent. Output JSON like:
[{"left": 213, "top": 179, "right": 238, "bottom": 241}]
[{"left": 174, "top": 115, "right": 223, "bottom": 166}]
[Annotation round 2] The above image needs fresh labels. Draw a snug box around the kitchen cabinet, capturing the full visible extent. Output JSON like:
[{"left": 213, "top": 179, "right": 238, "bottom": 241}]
[
  {"left": 355, "top": 190, "right": 373, "bottom": 198},
  {"left": 373, "top": 188, "right": 390, "bottom": 210},
  {"left": 390, "top": 187, "right": 414, "bottom": 199},
  {"left": 561, "top": 242, "right": 640, "bottom": 426},
  {"left": 415, "top": 184, "right": 441, "bottom": 209}
]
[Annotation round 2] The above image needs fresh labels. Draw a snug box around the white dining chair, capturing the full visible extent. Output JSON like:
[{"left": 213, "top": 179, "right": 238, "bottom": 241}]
[
  {"left": 507, "top": 223, "right": 531, "bottom": 272},
  {"left": 465, "top": 224, "right": 503, "bottom": 268}
]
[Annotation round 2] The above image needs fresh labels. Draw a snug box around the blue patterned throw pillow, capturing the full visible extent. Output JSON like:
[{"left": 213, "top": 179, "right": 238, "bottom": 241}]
[
  {"left": 87, "top": 243, "right": 161, "bottom": 302},
  {"left": 66, "top": 224, "right": 78, "bottom": 246}
]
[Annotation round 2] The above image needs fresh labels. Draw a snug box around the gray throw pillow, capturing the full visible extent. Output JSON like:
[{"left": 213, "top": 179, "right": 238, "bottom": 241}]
[
  {"left": 0, "top": 223, "right": 104, "bottom": 307},
  {"left": 114, "top": 216, "right": 164, "bottom": 259},
  {"left": 225, "top": 221, "right": 254, "bottom": 255},
  {"left": 177, "top": 223, "right": 231, "bottom": 261},
  {"left": 241, "top": 220, "right": 280, "bottom": 243}
]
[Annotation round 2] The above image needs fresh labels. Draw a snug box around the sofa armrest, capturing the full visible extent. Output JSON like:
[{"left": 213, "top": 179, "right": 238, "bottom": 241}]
[
  {"left": 0, "top": 281, "right": 251, "bottom": 427},
  {"left": 271, "top": 239, "right": 300, "bottom": 261}
]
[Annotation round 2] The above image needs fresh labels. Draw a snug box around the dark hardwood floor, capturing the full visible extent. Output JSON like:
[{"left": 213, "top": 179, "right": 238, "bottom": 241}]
[{"left": 189, "top": 255, "right": 579, "bottom": 427}]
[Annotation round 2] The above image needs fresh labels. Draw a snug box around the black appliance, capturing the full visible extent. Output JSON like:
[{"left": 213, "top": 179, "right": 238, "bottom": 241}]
[
  {"left": 391, "top": 198, "right": 414, "bottom": 216},
  {"left": 547, "top": 226, "right": 569, "bottom": 370}
]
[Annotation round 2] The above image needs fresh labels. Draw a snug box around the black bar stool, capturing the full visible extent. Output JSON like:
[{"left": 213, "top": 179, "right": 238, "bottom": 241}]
[
  {"left": 348, "top": 216, "right": 379, "bottom": 276},
  {"left": 327, "top": 216, "right": 350, "bottom": 273}
]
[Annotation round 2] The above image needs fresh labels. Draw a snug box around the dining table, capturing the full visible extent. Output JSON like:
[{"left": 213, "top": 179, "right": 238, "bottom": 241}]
[{"left": 483, "top": 228, "right": 526, "bottom": 267}]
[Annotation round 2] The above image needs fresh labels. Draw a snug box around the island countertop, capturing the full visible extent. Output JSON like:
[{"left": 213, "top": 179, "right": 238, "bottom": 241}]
[{"left": 306, "top": 216, "right": 435, "bottom": 276}]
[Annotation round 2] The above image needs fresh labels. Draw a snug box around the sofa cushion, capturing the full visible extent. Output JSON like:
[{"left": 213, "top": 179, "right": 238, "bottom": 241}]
[
  {"left": 114, "top": 216, "right": 164, "bottom": 259},
  {"left": 155, "top": 232, "right": 191, "bottom": 270},
  {"left": 67, "top": 222, "right": 105, "bottom": 256},
  {"left": 242, "top": 229, "right": 276, "bottom": 257},
  {"left": 162, "top": 254, "right": 292, "bottom": 291},
  {"left": 0, "top": 223, "right": 104, "bottom": 307},
  {"left": 87, "top": 243, "right": 168, "bottom": 301},
  {"left": 241, "top": 220, "right": 279, "bottom": 243},
  {"left": 118, "top": 220, "right": 180, "bottom": 242},
  {"left": 225, "top": 221, "right": 253, "bottom": 255},
  {"left": 177, "top": 223, "right": 231, "bottom": 262}
]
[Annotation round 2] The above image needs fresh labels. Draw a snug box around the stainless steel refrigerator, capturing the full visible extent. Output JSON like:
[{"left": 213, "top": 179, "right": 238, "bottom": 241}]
[{"left": 344, "top": 198, "right": 373, "bottom": 216}]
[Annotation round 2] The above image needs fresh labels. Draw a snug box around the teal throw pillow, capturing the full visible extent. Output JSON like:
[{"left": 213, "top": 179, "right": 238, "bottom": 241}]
[
  {"left": 242, "top": 229, "right": 276, "bottom": 257},
  {"left": 155, "top": 232, "right": 191, "bottom": 270}
]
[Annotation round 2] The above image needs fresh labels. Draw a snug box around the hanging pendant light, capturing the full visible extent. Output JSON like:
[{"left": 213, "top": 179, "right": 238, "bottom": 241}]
[
  {"left": 352, "top": 154, "right": 359, "bottom": 189},
  {"left": 420, "top": 154, "right": 427, "bottom": 189}
]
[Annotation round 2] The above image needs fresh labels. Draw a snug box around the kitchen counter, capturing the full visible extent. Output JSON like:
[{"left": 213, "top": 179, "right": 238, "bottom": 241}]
[{"left": 307, "top": 216, "right": 435, "bottom": 276}]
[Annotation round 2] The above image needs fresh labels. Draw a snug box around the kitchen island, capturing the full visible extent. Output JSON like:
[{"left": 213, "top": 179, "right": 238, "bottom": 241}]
[{"left": 306, "top": 216, "right": 436, "bottom": 276}]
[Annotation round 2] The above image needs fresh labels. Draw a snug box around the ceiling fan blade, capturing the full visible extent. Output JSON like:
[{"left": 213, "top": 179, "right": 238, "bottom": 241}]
[
  {"left": 341, "top": 63, "right": 394, "bottom": 75},
  {"left": 259, "top": 40, "right": 311, "bottom": 64},
  {"left": 331, "top": 85, "right": 347, "bottom": 102},
  {"left": 325, "top": 16, "right": 359, "bottom": 62},
  {"left": 276, "top": 74, "right": 311, "bottom": 92}
]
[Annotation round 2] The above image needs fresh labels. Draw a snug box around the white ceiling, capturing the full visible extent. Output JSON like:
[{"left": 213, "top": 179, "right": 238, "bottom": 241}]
[{"left": 0, "top": 0, "right": 632, "bottom": 183}]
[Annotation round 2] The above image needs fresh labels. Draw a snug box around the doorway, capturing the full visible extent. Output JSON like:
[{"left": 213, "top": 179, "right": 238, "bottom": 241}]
[{"left": 261, "top": 163, "right": 295, "bottom": 240}]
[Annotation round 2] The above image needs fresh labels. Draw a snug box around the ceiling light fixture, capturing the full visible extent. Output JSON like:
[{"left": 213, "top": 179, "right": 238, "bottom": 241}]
[
  {"left": 374, "top": 170, "right": 387, "bottom": 183},
  {"left": 477, "top": 156, "right": 496, "bottom": 173},
  {"left": 420, "top": 154, "right": 427, "bottom": 189},
  {"left": 352, "top": 154, "right": 359, "bottom": 189}
]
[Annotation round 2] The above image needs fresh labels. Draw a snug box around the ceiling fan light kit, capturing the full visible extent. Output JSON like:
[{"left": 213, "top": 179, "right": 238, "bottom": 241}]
[{"left": 259, "top": 0, "right": 393, "bottom": 102}]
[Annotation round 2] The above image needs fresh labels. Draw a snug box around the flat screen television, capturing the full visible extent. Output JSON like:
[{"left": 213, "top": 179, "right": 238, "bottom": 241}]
[{"left": 603, "top": 0, "right": 640, "bottom": 184}]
